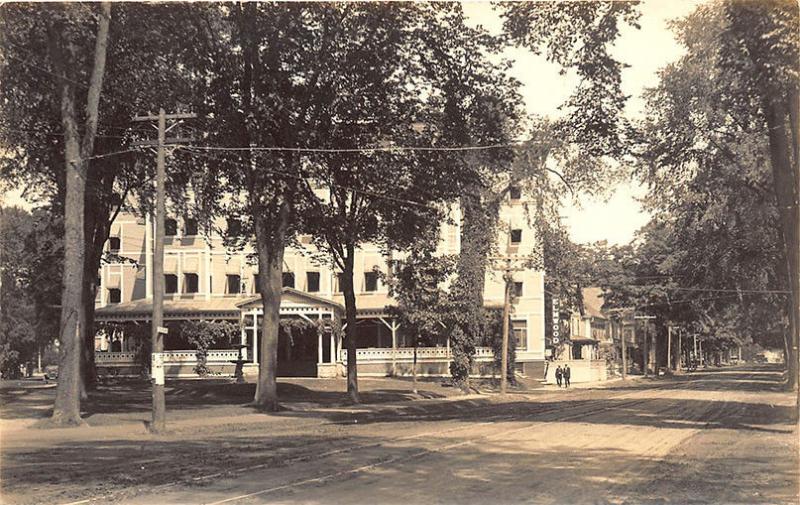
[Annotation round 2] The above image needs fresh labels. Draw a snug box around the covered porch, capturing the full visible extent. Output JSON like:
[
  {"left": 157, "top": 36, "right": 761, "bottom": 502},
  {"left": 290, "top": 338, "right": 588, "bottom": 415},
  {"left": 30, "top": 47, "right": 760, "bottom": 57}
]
[{"left": 236, "top": 288, "right": 344, "bottom": 378}]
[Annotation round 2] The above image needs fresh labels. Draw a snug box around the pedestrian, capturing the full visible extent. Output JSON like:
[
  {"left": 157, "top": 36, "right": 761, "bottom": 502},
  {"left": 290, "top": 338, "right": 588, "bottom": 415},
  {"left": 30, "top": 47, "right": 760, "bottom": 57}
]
[
  {"left": 564, "top": 364, "right": 571, "bottom": 387},
  {"left": 555, "top": 365, "right": 563, "bottom": 387}
]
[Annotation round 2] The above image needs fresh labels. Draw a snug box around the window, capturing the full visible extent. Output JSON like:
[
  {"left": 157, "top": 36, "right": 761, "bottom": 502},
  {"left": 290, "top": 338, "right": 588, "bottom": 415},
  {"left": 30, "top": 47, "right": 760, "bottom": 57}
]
[
  {"left": 108, "top": 288, "right": 121, "bottom": 304},
  {"left": 165, "top": 274, "right": 178, "bottom": 294},
  {"left": 227, "top": 218, "right": 243, "bottom": 237},
  {"left": 184, "top": 273, "right": 199, "bottom": 293},
  {"left": 165, "top": 218, "right": 178, "bottom": 237},
  {"left": 512, "top": 320, "right": 527, "bottom": 350},
  {"left": 336, "top": 273, "right": 346, "bottom": 293},
  {"left": 364, "top": 271, "right": 379, "bottom": 292},
  {"left": 108, "top": 236, "right": 120, "bottom": 252},
  {"left": 282, "top": 272, "right": 295, "bottom": 289},
  {"left": 514, "top": 282, "right": 523, "bottom": 298},
  {"left": 184, "top": 218, "right": 198, "bottom": 236},
  {"left": 391, "top": 260, "right": 405, "bottom": 277},
  {"left": 226, "top": 274, "right": 241, "bottom": 294},
  {"left": 253, "top": 275, "right": 261, "bottom": 294},
  {"left": 509, "top": 185, "right": 521, "bottom": 200},
  {"left": 306, "top": 271, "right": 320, "bottom": 293},
  {"left": 510, "top": 229, "right": 522, "bottom": 244}
]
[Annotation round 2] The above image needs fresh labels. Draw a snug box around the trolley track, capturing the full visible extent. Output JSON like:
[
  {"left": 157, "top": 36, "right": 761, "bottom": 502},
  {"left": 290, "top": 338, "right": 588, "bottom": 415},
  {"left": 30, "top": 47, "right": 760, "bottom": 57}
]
[{"left": 60, "top": 377, "right": 705, "bottom": 505}]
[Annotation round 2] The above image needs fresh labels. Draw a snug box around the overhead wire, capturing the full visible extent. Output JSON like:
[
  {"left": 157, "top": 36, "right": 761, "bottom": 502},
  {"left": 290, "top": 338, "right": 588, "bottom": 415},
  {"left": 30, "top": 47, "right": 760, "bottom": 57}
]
[
  {"left": 1, "top": 127, "right": 134, "bottom": 140},
  {"left": 183, "top": 142, "right": 528, "bottom": 154},
  {"left": 176, "top": 146, "right": 444, "bottom": 212}
]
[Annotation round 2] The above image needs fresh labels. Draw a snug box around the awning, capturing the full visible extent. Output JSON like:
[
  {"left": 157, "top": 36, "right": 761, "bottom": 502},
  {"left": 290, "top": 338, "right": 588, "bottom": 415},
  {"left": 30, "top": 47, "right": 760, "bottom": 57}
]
[{"left": 568, "top": 337, "right": 599, "bottom": 345}]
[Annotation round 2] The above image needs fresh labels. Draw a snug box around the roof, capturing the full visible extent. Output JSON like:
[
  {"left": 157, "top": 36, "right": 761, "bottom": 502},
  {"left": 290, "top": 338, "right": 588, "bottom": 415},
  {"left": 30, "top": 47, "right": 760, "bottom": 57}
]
[
  {"left": 581, "top": 287, "right": 607, "bottom": 320},
  {"left": 96, "top": 297, "right": 243, "bottom": 320},
  {"left": 236, "top": 287, "right": 344, "bottom": 312}
]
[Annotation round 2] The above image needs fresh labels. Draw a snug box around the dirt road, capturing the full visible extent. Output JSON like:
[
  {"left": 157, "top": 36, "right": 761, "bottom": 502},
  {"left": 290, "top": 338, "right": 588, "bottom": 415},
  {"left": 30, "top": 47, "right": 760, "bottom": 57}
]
[{"left": 2, "top": 366, "right": 797, "bottom": 504}]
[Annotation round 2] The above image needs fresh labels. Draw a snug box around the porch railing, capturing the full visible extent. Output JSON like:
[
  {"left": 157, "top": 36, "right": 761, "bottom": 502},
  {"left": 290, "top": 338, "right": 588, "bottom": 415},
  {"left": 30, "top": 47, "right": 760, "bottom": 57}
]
[
  {"left": 95, "top": 349, "right": 242, "bottom": 366},
  {"left": 339, "top": 346, "right": 494, "bottom": 364}
]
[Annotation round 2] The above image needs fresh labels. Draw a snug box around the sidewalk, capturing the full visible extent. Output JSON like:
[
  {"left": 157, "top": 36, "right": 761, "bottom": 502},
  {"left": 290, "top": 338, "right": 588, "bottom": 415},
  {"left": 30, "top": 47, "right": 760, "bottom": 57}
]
[
  {"left": 541, "top": 373, "right": 651, "bottom": 391},
  {"left": 1, "top": 391, "right": 493, "bottom": 449}
]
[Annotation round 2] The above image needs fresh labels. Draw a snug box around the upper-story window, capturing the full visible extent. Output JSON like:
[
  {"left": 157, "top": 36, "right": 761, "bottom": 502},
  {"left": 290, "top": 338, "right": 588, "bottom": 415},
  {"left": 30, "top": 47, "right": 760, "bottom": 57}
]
[
  {"left": 253, "top": 274, "right": 261, "bottom": 294},
  {"left": 108, "top": 236, "right": 121, "bottom": 252},
  {"left": 227, "top": 218, "right": 243, "bottom": 237},
  {"left": 364, "top": 271, "right": 379, "bottom": 292},
  {"left": 226, "top": 274, "right": 241, "bottom": 294},
  {"left": 165, "top": 274, "right": 178, "bottom": 294},
  {"left": 184, "top": 273, "right": 199, "bottom": 293},
  {"left": 108, "top": 288, "right": 121, "bottom": 304},
  {"left": 165, "top": 218, "right": 178, "bottom": 237},
  {"left": 509, "top": 185, "right": 522, "bottom": 200},
  {"left": 512, "top": 320, "right": 527, "bottom": 350},
  {"left": 336, "top": 273, "right": 346, "bottom": 293},
  {"left": 514, "top": 281, "right": 524, "bottom": 298},
  {"left": 184, "top": 218, "right": 198, "bottom": 236},
  {"left": 510, "top": 229, "right": 522, "bottom": 244},
  {"left": 282, "top": 272, "right": 295, "bottom": 289},
  {"left": 306, "top": 271, "right": 320, "bottom": 293}
]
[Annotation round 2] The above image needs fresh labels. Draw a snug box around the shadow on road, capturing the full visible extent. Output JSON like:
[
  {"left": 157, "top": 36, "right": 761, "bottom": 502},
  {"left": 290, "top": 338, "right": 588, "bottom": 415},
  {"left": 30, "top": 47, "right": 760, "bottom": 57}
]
[{"left": 0, "top": 377, "right": 450, "bottom": 422}]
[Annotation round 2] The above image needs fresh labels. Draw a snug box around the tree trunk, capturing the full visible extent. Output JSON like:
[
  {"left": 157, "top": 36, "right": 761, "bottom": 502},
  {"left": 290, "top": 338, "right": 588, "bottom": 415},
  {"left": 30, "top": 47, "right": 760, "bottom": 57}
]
[
  {"left": 52, "top": 130, "right": 86, "bottom": 425},
  {"left": 252, "top": 213, "right": 286, "bottom": 411},
  {"left": 763, "top": 97, "right": 800, "bottom": 392},
  {"left": 342, "top": 244, "right": 360, "bottom": 403},
  {"left": 49, "top": 3, "right": 111, "bottom": 426},
  {"left": 80, "top": 202, "right": 104, "bottom": 394}
]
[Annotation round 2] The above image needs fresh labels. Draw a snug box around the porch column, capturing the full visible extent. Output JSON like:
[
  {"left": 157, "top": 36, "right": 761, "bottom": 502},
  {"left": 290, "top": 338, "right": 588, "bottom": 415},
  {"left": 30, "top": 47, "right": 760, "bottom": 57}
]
[
  {"left": 329, "top": 311, "right": 336, "bottom": 364},
  {"left": 240, "top": 312, "right": 247, "bottom": 360},
  {"left": 252, "top": 309, "right": 259, "bottom": 365},
  {"left": 391, "top": 321, "right": 398, "bottom": 376},
  {"left": 317, "top": 313, "right": 323, "bottom": 365}
]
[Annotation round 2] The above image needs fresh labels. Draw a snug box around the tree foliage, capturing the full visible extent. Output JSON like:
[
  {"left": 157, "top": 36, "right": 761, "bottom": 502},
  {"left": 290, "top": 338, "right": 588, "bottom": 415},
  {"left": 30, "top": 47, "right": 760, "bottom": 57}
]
[
  {"left": 629, "top": 1, "right": 797, "bottom": 375},
  {"left": 0, "top": 207, "right": 61, "bottom": 377},
  {"left": 180, "top": 320, "right": 239, "bottom": 377}
]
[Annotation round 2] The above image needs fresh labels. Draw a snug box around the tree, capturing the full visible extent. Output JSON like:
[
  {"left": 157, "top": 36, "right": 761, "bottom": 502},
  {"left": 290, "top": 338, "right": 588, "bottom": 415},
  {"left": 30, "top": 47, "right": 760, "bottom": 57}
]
[
  {"left": 408, "top": 5, "right": 525, "bottom": 391},
  {"left": 181, "top": 4, "right": 425, "bottom": 408},
  {"left": 384, "top": 238, "right": 456, "bottom": 391},
  {"left": 180, "top": 320, "right": 239, "bottom": 377},
  {"left": 720, "top": 0, "right": 799, "bottom": 393},
  {"left": 501, "top": 1, "right": 640, "bottom": 158},
  {"left": 0, "top": 207, "right": 61, "bottom": 377},
  {"left": 181, "top": 2, "right": 305, "bottom": 411},
  {"left": 297, "top": 4, "right": 465, "bottom": 403},
  {"left": 1, "top": 3, "right": 205, "bottom": 415},
  {"left": 24, "top": 3, "right": 113, "bottom": 426},
  {"left": 410, "top": 1, "right": 639, "bottom": 390},
  {"left": 634, "top": 1, "right": 798, "bottom": 387}
]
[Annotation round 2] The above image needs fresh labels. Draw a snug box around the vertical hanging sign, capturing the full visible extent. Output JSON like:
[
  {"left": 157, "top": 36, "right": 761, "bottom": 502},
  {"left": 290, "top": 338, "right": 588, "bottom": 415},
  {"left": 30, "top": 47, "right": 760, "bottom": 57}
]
[{"left": 551, "top": 298, "right": 560, "bottom": 344}]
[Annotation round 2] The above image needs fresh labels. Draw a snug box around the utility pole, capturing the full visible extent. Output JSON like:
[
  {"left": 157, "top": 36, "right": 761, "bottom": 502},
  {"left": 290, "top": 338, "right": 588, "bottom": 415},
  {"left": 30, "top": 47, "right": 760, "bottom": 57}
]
[
  {"left": 500, "top": 271, "right": 512, "bottom": 395},
  {"left": 620, "top": 317, "right": 627, "bottom": 379},
  {"left": 667, "top": 325, "right": 672, "bottom": 373},
  {"left": 489, "top": 255, "right": 528, "bottom": 395},
  {"left": 699, "top": 338, "right": 704, "bottom": 366},
  {"left": 607, "top": 308, "right": 631, "bottom": 380},
  {"left": 635, "top": 315, "right": 656, "bottom": 376},
  {"left": 132, "top": 109, "right": 196, "bottom": 433}
]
